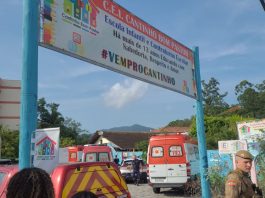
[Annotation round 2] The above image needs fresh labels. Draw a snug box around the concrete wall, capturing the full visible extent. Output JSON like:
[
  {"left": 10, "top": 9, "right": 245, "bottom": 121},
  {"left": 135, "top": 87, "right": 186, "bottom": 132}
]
[{"left": 0, "top": 79, "right": 20, "bottom": 130}]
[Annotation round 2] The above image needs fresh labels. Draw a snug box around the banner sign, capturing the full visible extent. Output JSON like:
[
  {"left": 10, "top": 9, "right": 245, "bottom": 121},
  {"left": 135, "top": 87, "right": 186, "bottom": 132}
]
[
  {"left": 32, "top": 127, "right": 60, "bottom": 173},
  {"left": 237, "top": 119, "right": 265, "bottom": 143},
  {"left": 40, "top": 0, "right": 197, "bottom": 98},
  {"left": 218, "top": 140, "right": 247, "bottom": 154}
]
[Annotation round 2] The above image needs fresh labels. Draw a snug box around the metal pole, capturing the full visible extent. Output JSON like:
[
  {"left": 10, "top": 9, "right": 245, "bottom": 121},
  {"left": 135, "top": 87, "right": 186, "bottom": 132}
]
[
  {"left": 194, "top": 46, "right": 211, "bottom": 198},
  {"left": 19, "top": 0, "right": 39, "bottom": 169}
]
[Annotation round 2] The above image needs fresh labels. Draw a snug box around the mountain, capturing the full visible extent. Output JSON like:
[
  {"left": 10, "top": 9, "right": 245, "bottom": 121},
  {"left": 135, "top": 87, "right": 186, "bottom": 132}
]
[{"left": 103, "top": 124, "right": 153, "bottom": 132}]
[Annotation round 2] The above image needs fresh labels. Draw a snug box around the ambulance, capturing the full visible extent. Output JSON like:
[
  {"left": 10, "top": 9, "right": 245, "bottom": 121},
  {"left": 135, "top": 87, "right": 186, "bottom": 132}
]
[
  {"left": 59, "top": 145, "right": 84, "bottom": 163},
  {"left": 147, "top": 133, "right": 200, "bottom": 194},
  {"left": 82, "top": 144, "right": 113, "bottom": 162},
  {"left": 0, "top": 162, "right": 131, "bottom": 198}
]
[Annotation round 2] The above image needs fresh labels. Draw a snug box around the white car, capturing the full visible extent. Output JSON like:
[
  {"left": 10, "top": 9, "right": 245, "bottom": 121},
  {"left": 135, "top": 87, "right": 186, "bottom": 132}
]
[{"left": 119, "top": 158, "right": 148, "bottom": 183}]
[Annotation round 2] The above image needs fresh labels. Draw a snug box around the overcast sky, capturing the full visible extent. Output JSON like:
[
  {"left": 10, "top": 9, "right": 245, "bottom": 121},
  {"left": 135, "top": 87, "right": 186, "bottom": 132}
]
[{"left": 1, "top": 0, "right": 265, "bottom": 132}]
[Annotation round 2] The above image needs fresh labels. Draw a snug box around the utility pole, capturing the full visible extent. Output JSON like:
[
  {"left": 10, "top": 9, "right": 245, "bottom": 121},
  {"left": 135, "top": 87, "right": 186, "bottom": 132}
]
[
  {"left": 194, "top": 47, "right": 211, "bottom": 198},
  {"left": 19, "top": 0, "right": 39, "bottom": 169}
]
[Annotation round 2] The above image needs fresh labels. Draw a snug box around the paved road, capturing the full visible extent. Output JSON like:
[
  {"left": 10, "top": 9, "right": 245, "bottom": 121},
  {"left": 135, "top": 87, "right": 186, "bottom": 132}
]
[{"left": 127, "top": 183, "right": 198, "bottom": 198}]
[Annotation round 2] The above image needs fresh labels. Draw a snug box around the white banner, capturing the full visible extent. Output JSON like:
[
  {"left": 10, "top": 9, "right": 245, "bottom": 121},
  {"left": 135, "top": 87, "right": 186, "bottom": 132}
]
[
  {"left": 218, "top": 140, "right": 247, "bottom": 154},
  {"left": 40, "top": 0, "right": 197, "bottom": 98},
  {"left": 237, "top": 119, "right": 265, "bottom": 143},
  {"left": 32, "top": 128, "right": 60, "bottom": 173}
]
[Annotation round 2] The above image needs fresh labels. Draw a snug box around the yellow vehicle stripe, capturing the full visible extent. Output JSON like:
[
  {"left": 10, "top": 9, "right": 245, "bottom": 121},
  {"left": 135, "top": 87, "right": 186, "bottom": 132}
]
[
  {"left": 62, "top": 165, "right": 127, "bottom": 198},
  {"left": 77, "top": 170, "right": 93, "bottom": 191},
  {"left": 62, "top": 167, "right": 84, "bottom": 198}
]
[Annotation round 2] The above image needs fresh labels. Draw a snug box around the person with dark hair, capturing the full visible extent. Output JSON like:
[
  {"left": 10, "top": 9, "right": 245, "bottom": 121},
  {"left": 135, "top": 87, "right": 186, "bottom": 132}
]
[
  {"left": 113, "top": 155, "right": 119, "bottom": 165},
  {"left": 7, "top": 167, "right": 55, "bottom": 198},
  {"left": 72, "top": 191, "right": 97, "bottom": 198},
  {"left": 132, "top": 155, "right": 143, "bottom": 186}
]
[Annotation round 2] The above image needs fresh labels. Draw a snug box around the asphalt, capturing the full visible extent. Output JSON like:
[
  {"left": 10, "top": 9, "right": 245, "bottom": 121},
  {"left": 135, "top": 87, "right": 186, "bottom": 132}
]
[{"left": 127, "top": 183, "right": 200, "bottom": 198}]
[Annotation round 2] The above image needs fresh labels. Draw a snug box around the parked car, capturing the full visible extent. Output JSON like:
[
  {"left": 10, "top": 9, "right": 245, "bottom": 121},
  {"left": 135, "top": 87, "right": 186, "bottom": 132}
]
[
  {"left": 119, "top": 158, "right": 148, "bottom": 183},
  {"left": 0, "top": 165, "right": 18, "bottom": 197}
]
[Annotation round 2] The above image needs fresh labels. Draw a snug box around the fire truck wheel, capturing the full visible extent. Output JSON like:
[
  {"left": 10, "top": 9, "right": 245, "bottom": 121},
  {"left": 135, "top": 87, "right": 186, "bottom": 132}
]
[{"left": 153, "top": 187, "right": 160, "bottom": 194}]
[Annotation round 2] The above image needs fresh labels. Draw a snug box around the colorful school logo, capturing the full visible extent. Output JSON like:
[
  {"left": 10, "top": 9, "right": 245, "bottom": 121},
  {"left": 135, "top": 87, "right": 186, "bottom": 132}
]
[
  {"left": 64, "top": 0, "right": 99, "bottom": 28},
  {"left": 43, "top": 0, "right": 55, "bottom": 44},
  {"left": 36, "top": 136, "right": 57, "bottom": 160},
  {"left": 239, "top": 125, "right": 250, "bottom": 134}
]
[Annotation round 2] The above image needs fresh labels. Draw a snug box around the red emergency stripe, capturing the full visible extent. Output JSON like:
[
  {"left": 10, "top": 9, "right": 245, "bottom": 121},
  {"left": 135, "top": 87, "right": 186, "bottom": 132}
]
[
  {"left": 103, "top": 168, "right": 126, "bottom": 191},
  {"left": 71, "top": 166, "right": 90, "bottom": 192},
  {"left": 98, "top": 165, "right": 127, "bottom": 191},
  {"left": 84, "top": 171, "right": 97, "bottom": 191},
  {"left": 94, "top": 172, "right": 119, "bottom": 197},
  {"left": 63, "top": 165, "right": 126, "bottom": 197},
  {"left": 64, "top": 168, "right": 76, "bottom": 182},
  {"left": 82, "top": 169, "right": 118, "bottom": 197}
]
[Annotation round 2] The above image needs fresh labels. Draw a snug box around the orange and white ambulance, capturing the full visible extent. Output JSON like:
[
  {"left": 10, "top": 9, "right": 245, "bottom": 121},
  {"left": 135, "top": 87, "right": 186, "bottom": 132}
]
[
  {"left": 82, "top": 144, "right": 113, "bottom": 162},
  {"left": 147, "top": 133, "right": 200, "bottom": 194},
  {"left": 59, "top": 146, "right": 84, "bottom": 163}
]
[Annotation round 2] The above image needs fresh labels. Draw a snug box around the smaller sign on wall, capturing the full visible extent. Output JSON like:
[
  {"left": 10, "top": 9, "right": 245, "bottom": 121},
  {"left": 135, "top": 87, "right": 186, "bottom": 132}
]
[
  {"left": 32, "top": 128, "right": 60, "bottom": 173},
  {"left": 218, "top": 140, "right": 247, "bottom": 154},
  {"left": 237, "top": 119, "right": 265, "bottom": 143}
]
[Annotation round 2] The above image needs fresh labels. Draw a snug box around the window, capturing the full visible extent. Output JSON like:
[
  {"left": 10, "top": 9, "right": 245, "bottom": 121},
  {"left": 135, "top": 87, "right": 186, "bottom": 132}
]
[
  {"left": 98, "top": 152, "right": 109, "bottom": 162},
  {"left": 169, "top": 145, "right": 183, "bottom": 157},
  {"left": 85, "top": 153, "right": 97, "bottom": 162},
  {"left": 70, "top": 152, "right": 77, "bottom": 160},
  {"left": 194, "top": 147, "right": 199, "bottom": 159},
  {"left": 124, "top": 160, "right": 133, "bottom": 166},
  {"left": 0, "top": 172, "right": 6, "bottom": 185},
  {"left": 152, "top": 146, "right": 163, "bottom": 157}
]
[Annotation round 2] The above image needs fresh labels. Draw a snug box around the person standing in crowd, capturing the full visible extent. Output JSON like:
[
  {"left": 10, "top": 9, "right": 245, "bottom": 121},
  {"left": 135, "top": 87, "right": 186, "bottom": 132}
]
[
  {"left": 225, "top": 150, "right": 263, "bottom": 198},
  {"left": 7, "top": 167, "right": 55, "bottom": 198},
  {"left": 114, "top": 155, "right": 119, "bottom": 165},
  {"left": 131, "top": 155, "right": 143, "bottom": 186}
]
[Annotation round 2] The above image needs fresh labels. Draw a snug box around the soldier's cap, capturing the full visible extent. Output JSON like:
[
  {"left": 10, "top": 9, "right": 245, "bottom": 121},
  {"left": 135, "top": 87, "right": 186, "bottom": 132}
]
[{"left": 235, "top": 150, "right": 253, "bottom": 160}]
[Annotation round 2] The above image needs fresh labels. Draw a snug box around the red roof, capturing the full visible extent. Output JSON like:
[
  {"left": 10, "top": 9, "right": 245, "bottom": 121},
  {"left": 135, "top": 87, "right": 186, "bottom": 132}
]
[{"left": 36, "top": 136, "right": 57, "bottom": 146}]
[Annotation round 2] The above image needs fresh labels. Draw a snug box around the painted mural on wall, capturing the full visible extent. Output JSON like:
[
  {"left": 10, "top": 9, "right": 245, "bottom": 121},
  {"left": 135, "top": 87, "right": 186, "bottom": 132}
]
[
  {"left": 237, "top": 119, "right": 265, "bottom": 143},
  {"left": 207, "top": 150, "right": 233, "bottom": 176}
]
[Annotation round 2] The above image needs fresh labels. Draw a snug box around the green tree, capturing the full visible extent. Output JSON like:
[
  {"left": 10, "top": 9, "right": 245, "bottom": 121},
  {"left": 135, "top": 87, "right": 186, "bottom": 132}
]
[
  {"left": 207, "top": 166, "right": 226, "bottom": 197},
  {"left": 135, "top": 140, "right": 148, "bottom": 163},
  {"left": 190, "top": 115, "right": 249, "bottom": 149},
  {"left": 60, "top": 137, "right": 76, "bottom": 147},
  {"left": 235, "top": 80, "right": 265, "bottom": 118},
  {"left": 202, "top": 78, "right": 229, "bottom": 116},
  {"left": 167, "top": 118, "right": 192, "bottom": 127},
  {"left": 38, "top": 98, "right": 90, "bottom": 146},
  {"left": 76, "top": 133, "right": 91, "bottom": 145},
  {"left": 38, "top": 97, "right": 64, "bottom": 128},
  {"left": 0, "top": 125, "right": 19, "bottom": 158}
]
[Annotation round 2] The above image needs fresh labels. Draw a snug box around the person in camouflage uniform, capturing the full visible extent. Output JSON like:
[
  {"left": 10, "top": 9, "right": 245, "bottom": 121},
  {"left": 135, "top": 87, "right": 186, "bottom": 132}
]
[{"left": 225, "top": 150, "right": 262, "bottom": 198}]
